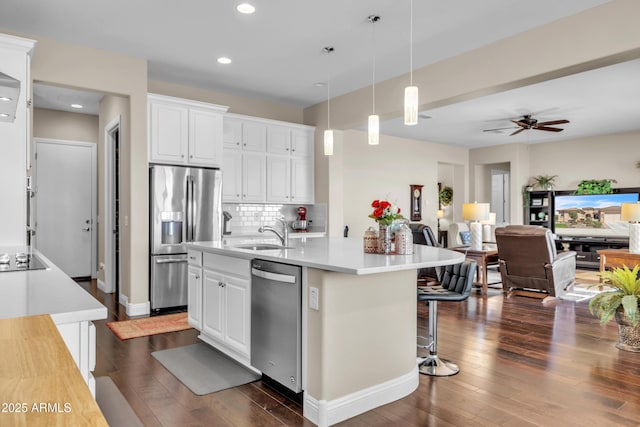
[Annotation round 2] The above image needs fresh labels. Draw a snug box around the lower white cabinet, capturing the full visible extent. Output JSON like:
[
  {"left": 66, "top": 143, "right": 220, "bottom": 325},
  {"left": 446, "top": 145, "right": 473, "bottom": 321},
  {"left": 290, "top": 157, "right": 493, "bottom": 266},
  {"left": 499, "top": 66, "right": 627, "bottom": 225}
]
[
  {"left": 187, "top": 265, "right": 202, "bottom": 329},
  {"left": 192, "top": 253, "right": 251, "bottom": 364},
  {"left": 56, "top": 320, "right": 97, "bottom": 396}
]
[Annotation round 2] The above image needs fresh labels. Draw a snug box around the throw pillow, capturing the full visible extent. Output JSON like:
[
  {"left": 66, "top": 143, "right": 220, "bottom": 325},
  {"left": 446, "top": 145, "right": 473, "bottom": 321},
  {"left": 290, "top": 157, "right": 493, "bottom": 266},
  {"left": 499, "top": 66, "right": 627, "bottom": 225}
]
[{"left": 459, "top": 231, "right": 471, "bottom": 245}]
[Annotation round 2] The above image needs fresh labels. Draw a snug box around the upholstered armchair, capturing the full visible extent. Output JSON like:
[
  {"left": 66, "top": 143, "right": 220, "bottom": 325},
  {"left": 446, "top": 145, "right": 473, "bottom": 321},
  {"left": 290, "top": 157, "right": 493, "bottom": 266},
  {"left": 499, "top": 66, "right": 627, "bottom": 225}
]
[
  {"left": 448, "top": 222, "right": 470, "bottom": 247},
  {"left": 494, "top": 225, "right": 576, "bottom": 300},
  {"left": 410, "top": 223, "right": 440, "bottom": 283}
]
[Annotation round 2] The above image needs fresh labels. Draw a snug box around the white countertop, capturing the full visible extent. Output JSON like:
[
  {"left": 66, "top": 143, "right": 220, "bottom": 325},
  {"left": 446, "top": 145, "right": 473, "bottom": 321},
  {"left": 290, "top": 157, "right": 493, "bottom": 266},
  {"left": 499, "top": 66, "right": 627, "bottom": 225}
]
[
  {"left": 187, "top": 237, "right": 465, "bottom": 275},
  {"left": 0, "top": 248, "right": 107, "bottom": 324}
]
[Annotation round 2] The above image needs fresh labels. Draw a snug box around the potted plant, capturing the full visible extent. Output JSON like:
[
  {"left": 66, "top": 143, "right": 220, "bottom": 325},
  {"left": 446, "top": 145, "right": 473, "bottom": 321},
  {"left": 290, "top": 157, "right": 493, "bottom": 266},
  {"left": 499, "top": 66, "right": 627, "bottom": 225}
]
[
  {"left": 533, "top": 174, "right": 557, "bottom": 191},
  {"left": 589, "top": 265, "right": 640, "bottom": 352},
  {"left": 576, "top": 179, "right": 617, "bottom": 194},
  {"left": 439, "top": 186, "right": 453, "bottom": 207}
]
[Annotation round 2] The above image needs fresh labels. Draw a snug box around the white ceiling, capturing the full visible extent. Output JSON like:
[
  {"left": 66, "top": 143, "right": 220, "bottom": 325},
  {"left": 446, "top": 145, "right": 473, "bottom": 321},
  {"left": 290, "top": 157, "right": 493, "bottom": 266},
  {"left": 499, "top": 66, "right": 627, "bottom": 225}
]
[{"left": 5, "top": 0, "right": 636, "bottom": 147}]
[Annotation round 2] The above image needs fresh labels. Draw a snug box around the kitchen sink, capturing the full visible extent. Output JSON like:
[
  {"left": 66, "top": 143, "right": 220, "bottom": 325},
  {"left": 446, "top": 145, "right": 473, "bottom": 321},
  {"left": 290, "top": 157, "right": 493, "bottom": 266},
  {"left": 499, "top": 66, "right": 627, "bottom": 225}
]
[{"left": 231, "top": 243, "right": 294, "bottom": 251}]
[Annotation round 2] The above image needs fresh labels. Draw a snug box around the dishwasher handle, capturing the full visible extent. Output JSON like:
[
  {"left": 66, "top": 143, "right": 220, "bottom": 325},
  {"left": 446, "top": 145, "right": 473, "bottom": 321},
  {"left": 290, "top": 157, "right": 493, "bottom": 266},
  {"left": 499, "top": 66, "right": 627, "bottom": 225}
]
[
  {"left": 155, "top": 258, "right": 188, "bottom": 264},
  {"left": 251, "top": 267, "right": 296, "bottom": 284}
]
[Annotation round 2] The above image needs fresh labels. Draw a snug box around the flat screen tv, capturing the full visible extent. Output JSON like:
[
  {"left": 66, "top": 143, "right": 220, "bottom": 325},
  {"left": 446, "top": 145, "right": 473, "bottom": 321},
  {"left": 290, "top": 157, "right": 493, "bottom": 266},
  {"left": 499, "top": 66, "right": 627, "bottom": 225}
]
[{"left": 554, "top": 192, "right": 639, "bottom": 239}]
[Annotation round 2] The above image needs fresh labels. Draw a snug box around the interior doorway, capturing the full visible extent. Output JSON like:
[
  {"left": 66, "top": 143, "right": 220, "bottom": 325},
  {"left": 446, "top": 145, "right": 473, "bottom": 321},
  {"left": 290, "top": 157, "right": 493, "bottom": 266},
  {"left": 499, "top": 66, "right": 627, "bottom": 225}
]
[
  {"left": 104, "top": 117, "right": 121, "bottom": 297},
  {"left": 33, "top": 138, "right": 97, "bottom": 278},
  {"left": 491, "top": 169, "right": 510, "bottom": 224}
]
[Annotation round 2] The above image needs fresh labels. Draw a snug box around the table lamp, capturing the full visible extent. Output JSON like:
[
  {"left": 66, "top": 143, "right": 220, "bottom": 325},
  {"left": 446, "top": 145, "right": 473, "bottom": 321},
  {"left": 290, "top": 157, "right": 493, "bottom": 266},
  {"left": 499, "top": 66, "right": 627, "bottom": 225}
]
[
  {"left": 621, "top": 202, "right": 640, "bottom": 254},
  {"left": 437, "top": 209, "right": 444, "bottom": 233},
  {"left": 462, "top": 202, "right": 490, "bottom": 250},
  {"left": 481, "top": 212, "right": 496, "bottom": 243}
]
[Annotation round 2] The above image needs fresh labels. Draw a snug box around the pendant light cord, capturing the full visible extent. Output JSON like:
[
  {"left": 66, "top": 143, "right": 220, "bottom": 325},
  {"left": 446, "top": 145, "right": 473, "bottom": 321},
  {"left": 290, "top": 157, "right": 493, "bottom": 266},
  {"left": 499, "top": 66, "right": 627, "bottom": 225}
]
[
  {"left": 327, "top": 49, "right": 331, "bottom": 130},
  {"left": 371, "top": 17, "right": 377, "bottom": 114},
  {"left": 409, "top": 0, "right": 413, "bottom": 86}
]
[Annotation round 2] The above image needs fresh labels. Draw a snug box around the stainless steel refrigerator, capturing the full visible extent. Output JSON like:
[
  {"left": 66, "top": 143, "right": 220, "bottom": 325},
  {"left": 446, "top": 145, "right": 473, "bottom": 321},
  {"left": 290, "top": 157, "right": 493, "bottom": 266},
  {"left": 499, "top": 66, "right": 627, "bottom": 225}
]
[{"left": 149, "top": 165, "right": 222, "bottom": 312}]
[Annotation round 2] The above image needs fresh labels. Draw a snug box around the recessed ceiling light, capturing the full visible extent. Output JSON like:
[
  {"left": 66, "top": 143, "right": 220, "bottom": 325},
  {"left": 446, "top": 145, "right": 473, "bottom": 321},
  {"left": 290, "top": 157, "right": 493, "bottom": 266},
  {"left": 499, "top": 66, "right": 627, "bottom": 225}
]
[
  {"left": 314, "top": 82, "right": 326, "bottom": 87},
  {"left": 217, "top": 57, "right": 232, "bottom": 65},
  {"left": 418, "top": 114, "right": 432, "bottom": 119},
  {"left": 236, "top": 3, "right": 255, "bottom": 14},
  {"left": 71, "top": 103, "right": 84, "bottom": 109},
  {"left": 0, "top": 96, "right": 12, "bottom": 102},
  {"left": 0, "top": 113, "right": 9, "bottom": 118}
]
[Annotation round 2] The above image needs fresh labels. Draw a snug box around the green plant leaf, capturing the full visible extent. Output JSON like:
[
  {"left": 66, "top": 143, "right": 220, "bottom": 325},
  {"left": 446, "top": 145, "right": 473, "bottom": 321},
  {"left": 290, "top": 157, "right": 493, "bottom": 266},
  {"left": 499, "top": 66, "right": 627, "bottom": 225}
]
[{"left": 621, "top": 295, "right": 640, "bottom": 326}]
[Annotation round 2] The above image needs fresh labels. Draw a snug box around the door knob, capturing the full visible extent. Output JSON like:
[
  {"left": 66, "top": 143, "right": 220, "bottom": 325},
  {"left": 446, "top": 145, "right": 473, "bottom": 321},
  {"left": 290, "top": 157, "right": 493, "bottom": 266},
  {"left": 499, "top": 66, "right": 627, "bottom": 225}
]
[
  {"left": 85, "top": 219, "right": 90, "bottom": 224},
  {"left": 83, "top": 227, "right": 90, "bottom": 232}
]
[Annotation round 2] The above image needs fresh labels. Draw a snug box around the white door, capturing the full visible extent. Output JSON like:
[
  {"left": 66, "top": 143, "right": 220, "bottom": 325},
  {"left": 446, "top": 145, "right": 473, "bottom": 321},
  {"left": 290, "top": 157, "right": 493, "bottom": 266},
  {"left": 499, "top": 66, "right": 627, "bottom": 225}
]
[{"left": 34, "top": 140, "right": 95, "bottom": 278}]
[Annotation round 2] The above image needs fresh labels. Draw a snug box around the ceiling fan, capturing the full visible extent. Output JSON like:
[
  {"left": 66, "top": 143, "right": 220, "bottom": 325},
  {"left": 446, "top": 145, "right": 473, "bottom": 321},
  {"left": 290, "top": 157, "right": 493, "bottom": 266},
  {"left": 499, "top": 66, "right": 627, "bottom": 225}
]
[{"left": 483, "top": 114, "right": 570, "bottom": 136}]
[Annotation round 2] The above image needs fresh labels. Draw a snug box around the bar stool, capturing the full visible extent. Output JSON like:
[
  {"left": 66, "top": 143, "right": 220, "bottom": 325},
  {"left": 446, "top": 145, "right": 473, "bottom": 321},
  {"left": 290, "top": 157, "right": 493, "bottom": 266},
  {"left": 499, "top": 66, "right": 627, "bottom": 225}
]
[{"left": 417, "top": 260, "right": 476, "bottom": 376}]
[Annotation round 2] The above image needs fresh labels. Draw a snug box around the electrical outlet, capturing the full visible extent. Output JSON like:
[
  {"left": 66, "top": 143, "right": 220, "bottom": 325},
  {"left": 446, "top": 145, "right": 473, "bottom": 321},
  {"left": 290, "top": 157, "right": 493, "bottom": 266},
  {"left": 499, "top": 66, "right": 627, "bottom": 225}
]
[{"left": 309, "top": 287, "right": 319, "bottom": 310}]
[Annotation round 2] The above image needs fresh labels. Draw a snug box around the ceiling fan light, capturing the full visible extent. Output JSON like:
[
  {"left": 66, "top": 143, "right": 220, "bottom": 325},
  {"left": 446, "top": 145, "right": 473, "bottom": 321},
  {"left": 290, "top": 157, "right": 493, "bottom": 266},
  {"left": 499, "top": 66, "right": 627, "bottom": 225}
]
[
  {"left": 404, "top": 85, "right": 418, "bottom": 125},
  {"left": 324, "top": 129, "right": 334, "bottom": 156},
  {"left": 368, "top": 114, "right": 379, "bottom": 145}
]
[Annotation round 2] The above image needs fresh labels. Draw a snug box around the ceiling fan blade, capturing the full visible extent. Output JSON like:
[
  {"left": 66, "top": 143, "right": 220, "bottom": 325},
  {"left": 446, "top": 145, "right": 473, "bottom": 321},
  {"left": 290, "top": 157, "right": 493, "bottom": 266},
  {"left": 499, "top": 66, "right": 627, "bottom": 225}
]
[
  {"left": 510, "top": 128, "right": 525, "bottom": 136},
  {"left": 537, "top": 119, "right": 569, "bottom": 126},
  {"left": 482, "top": 126, "right": 518, "bottom": 132},
  {"left": 511, "top": 120, "right": 529, "bottom": 128},
  {"left": 535, "top": 126, "right": 564, "bottom": 132}
]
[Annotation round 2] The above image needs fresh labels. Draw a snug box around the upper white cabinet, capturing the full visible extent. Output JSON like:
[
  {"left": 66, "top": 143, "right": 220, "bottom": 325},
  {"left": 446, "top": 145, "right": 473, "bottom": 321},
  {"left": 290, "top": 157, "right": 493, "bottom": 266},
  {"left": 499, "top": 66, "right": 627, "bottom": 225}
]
[
  {"left": 222, "top": 118, "right": 266, "bottom": 202},
  {"left": 0, "top": 34, "right": 35, "bottom": 246},
  {"left": 223, "top": 113, "right": 314, "bottom": 204},
  {"left": 148, "top": 93, "right": 228, "bottom": 167}
]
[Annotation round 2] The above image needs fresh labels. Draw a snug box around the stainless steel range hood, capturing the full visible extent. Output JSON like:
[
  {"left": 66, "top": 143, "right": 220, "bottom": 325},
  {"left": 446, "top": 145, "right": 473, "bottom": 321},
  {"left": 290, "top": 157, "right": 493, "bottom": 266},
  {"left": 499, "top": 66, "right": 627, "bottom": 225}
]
[{"left": 0, "top": 71, "right": 21, "bottom": 123}]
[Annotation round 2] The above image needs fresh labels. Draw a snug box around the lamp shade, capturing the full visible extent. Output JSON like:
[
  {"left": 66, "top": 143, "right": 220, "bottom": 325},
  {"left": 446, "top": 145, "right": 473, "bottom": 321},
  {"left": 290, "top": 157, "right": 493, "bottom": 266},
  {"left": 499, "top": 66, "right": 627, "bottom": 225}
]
[
  {"left": 462, "top": 202, "right": 490, "bottom": 222},
  {"left": 621, "top": 202, "right": 640, "bottom": 222},
  {"left": 437, "top": 209, "right": 444, "bottom": 219},
  {"left": 324, "top": 129, "right": 334, "bottom": 156}
]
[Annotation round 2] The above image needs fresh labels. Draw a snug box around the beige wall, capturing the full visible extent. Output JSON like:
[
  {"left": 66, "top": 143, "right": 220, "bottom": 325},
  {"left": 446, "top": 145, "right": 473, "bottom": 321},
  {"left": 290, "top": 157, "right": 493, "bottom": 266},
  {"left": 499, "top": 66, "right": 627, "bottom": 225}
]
[
  {"left": 148, "top": 80, "right": 303, "bottom": 124},
  {"left": 529, "top": 130, "right": 640, "bottom": 191},
  {"left": 305, "top": 0, "right": 640, "bottom": 232},
  {"left": 97, "top": 95, "right": 129, "bottom": 293},
  {"left": 1, "top": 28, "right": 152, "bottom": 308},
  {"left": 341, "top": 130, "right": 468, "bottom": 237},
  {"left": 33, "top": 108, "right": 98, "bottom": 143}
]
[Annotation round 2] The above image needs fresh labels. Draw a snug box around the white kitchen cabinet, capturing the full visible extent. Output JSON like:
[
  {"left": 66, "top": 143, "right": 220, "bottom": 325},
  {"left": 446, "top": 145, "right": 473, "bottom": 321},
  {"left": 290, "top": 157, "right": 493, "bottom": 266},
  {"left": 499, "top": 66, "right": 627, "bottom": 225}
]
[
  {"left": 0, "top": 34, "right": 35, "bottom": 246},
  {"left": 187, "top": 265, "right": 202, "bottom": 329},
  {"left": 265, "top": 127, "right": 314, "bottom": 204},
  {"left": 199, "top": 253, "right": 251, "bottom": 363},
  {"left": 223, "top": 113, "right": 314, "bottom": 204},
  {"left": 187, "top": 249, "right": 203, "bottom": 329},
  {"left": 222, "top": 117, "right": 266, "bottom": 202},
  {"left": 148, "top": 93, "right": 228, "bottom": 167},
  {"left": 56, "top": 320, "right": 98, "bottom": 396}
]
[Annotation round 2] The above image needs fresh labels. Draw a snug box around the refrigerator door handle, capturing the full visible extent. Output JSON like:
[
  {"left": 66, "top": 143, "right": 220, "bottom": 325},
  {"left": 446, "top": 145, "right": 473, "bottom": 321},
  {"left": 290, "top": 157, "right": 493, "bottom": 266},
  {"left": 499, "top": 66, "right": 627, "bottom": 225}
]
[
  {"left": 155, "top": 258, "right": 188, "bottom": 264},
  {"left": 191, "top": 176, "right": 197, "bottom": 240},
  {"left": 186, "top": 175, "right": 193, "bottom": 242}
]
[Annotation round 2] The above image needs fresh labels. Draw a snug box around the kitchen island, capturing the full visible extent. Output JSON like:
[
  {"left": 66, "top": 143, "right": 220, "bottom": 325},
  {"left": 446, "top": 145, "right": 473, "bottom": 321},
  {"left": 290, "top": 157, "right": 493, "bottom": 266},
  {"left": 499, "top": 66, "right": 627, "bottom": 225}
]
[
  {"left": 186, "top": 237, "right": 464, "bottom": 426},
  {"left": 0, "top": 248, "right": 108, "bottom": 395}
]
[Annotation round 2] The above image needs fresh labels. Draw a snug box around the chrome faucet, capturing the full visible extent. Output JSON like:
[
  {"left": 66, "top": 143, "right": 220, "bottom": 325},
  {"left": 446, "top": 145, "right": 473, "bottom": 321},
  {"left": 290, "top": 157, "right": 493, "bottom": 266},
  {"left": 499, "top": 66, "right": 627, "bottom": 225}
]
[{"left": 258, "top": 217, "right": 289, "bottom": 246}]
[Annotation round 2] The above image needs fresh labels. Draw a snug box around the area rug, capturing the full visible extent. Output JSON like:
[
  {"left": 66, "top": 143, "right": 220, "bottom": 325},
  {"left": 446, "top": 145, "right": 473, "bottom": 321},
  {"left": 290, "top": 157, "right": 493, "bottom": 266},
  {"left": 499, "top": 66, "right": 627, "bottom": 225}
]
[
  {"left": 152, "top": 343, "right": 261, "bottom": 395},
  {"left": 95, "top": 376, "right": 143, "bottom": 427},
  {"left": 106, "top": 312, "right": 192, "bottom": 340}
]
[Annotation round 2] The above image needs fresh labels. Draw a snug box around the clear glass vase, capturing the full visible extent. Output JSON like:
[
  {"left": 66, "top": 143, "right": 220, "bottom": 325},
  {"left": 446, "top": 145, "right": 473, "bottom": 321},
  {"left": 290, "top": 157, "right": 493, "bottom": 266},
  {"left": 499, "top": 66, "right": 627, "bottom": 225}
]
[{"left": 378, "top": 223, "right": 392, "bottom": 254}]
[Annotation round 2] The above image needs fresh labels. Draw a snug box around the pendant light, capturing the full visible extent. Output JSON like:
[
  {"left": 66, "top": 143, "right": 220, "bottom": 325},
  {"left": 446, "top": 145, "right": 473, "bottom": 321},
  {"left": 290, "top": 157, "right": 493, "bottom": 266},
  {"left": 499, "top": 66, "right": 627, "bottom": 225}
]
[
  {"left": 404, "top": 0, "right": 418, "bottom": 125},
  {"left": 368, "top": 15, "right": 380, "bottom": 145},
  {"left": 323, "top": 46, "right": 335, "bottom": 156}
]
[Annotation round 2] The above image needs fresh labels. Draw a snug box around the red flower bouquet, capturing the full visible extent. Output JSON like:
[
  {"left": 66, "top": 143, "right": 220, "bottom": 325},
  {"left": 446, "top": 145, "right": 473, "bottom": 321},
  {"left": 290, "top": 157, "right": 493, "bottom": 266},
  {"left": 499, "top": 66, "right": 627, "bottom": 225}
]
[{"left": 368, "top": 199, "right": 403, "bottom": 226}]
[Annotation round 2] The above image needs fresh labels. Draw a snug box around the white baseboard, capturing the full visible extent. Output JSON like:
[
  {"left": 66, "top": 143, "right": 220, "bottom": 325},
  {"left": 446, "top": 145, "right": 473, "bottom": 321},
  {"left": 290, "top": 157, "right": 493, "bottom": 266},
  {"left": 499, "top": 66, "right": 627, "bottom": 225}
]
[
  {"left": 303, "top": 366, "right": 419, "bottom": 426},
  {"left": 118, "top": 294, "right": 150, "bottom": 316},
  {"left": 97, "top": 279, "right": 115, "bottom": 294}
]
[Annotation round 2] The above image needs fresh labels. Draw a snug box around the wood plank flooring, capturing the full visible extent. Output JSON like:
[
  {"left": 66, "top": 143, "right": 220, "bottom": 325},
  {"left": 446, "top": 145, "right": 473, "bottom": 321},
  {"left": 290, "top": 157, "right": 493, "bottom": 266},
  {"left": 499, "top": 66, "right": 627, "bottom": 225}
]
[{"left": 79, "top": 273, "right": 640, "bottom": 426}]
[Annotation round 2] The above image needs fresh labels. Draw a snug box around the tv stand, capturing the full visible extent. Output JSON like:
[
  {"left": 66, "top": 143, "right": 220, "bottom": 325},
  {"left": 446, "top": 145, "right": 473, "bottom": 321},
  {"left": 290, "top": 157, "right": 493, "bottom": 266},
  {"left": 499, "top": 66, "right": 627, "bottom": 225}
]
[{"left": 556, "top": 236, "right": 629, "bottom": 269}]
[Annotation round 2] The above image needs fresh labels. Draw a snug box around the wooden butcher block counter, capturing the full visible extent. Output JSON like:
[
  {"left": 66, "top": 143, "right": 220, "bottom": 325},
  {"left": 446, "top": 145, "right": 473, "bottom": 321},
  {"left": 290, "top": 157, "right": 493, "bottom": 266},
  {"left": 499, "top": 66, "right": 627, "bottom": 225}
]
[{"left": 0, "top": 314, "right": 107, "bottom": 426}]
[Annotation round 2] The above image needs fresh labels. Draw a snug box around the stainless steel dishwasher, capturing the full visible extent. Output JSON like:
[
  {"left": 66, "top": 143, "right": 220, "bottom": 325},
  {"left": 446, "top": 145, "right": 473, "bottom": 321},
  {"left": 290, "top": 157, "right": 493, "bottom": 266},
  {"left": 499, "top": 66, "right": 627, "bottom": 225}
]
[{"left": 251, "top": 259, "right": 302, "bottom": 393}]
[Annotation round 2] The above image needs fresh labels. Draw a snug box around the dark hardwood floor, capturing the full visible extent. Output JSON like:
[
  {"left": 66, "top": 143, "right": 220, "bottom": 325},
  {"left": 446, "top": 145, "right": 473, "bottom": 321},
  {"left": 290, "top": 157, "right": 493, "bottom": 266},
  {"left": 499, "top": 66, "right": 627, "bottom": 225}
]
[{"left": 78, "top": 275, "right": 640, "bottom": 427}]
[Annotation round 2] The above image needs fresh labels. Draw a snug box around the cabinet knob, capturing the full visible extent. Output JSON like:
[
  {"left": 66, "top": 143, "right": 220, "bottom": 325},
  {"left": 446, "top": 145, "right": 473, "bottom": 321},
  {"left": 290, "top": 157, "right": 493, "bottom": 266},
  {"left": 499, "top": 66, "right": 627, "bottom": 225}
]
[
  {"left": 286, "top": 148, "right": 289, "bottom": 151},
  {"left": 181, "top": 154, "right": 185, "bottom": 158},
  {"left": 236, "top": 142, "right": 240, "bottom": 145},
  {"left": 195, "top": 275, "right": 200, "bottom": 280},
  {"left": 190, "top": 155, "right": 193, "bottom": 158},
  {"left": 218, "top": 281, "right": 225, "bottom": 287},
  {"left": 292, "top": 148, "right": 295, "bottom": 152},
  {"left": 236, "top": 194, "right": 240, "bottom": 197}
]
